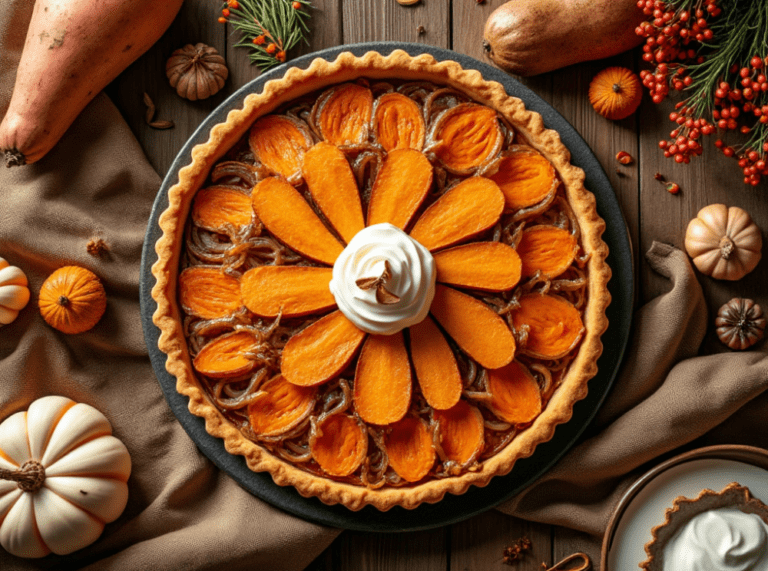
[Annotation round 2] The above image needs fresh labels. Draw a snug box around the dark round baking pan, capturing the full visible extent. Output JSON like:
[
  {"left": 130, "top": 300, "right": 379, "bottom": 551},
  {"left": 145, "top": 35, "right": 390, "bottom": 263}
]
[{"left": 140, "top": 42, "right": 634, "bottom": 532}]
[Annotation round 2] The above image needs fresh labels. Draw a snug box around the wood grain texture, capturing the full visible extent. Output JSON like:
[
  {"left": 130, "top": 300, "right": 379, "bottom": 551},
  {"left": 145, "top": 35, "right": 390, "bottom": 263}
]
[
  {"left": 342, "top": 0, "right": 450, "bottom": 47},
  {"left": 451, "top": 509, "right": 551, "bottom": 570}
]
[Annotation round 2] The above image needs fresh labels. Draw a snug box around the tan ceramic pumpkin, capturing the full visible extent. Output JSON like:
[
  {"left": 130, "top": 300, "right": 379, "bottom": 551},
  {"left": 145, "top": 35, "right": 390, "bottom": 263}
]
[
  {"left": 684, "top": 204, "right": 762, "bottom": 281},
  {"left": 0, "top": 396, "right": 131, "bottom": 558},
  {"left": 0, "top": 257, "right": 30, "bottom": 325}
]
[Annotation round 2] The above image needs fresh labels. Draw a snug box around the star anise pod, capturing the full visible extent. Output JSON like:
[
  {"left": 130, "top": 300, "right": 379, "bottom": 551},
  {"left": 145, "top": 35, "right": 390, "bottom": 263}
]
[{"left": 715, "top": 298, "right": 766, "bottom": 350}]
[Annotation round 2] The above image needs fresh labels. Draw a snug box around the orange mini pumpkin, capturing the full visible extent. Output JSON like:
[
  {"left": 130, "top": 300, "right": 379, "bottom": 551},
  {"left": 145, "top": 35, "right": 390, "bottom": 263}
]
[
  {"left": 38, "top": 266, "right": 107, "bottom": 334},
  {"left": 588, "top": 67, "right": 643, "bottom": 120}
]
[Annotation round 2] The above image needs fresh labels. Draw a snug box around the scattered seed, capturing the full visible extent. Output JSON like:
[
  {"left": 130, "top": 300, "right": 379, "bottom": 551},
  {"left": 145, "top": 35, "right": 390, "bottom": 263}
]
[
  {"left": 616, "top": 151, "right": 633, "bottom": 165},
  {"left": 149, "top": 120, "right": 175, "bottom": 130},
  {"left": 143, "top": 92, "right": 156, "bottom": 124},
  {"left": 417, "top": 25, "right": 426, "bottom": 35}
]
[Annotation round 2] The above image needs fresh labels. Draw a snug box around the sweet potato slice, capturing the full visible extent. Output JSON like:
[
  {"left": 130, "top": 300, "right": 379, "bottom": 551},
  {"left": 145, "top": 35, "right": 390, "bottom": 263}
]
[
  {"left": 249, "top": 114, "right": 313, "bottom": 185},
  {"left": 353, "top": 332, "right": 411, "bottom": 425},
  {"left": 251, "top": 177, "right": 344, "bottom": 265},
  {"left": 512, "top": 294, "right": 585, "bottom": 359},
  {"left": 240, "top": 266, "right": 335, "bottom": 318},
  {"left": 516, "top": 225, "right": 579, "bottom": 279},
  {"left": 409, "top": 317, "right": 462, "bottom": 410},
  {"left": 367, "top": 149, "right": 433, "bottom": 229},
  {"left": 179, "top": 267, "right": 242, "bottom": 319},
  {"left": 248, "top": 375, "right": 316, "bottom": 437},
  {"left": 488, "top": 146, "right": 558, "bottom": 212},
  {"left": 311, "top": 414, "right": 367, "bottom": 477},
  {"left": 191, "top": 186, "right": 252, "bottom": 232},
  {"left": 282, "top": 311, "right": 367, "bottom": 387},
  {"left": 385, "top": 417, "right": 435, "bottom": 482},
  {"left": 434, "top": 400, "right": 484, "bottom": 465},
  {"left": 487, "top": 361, "right": 542, "bottom": 425},
  {"left": 316, "top": 83, "right": 373, "bottom": 146},
  {"left": 373, "top": 92, "right": 425, "bottom": 152},
  {"left": 409, "top": 177, "right": 505, "bottom": 252},
  {"left": 434, "top": 242, "right": 522, "bottom": 292},
  {"left": 302, "top": 142, "right": 365, "bottom": 243},
  {"left": 430, "top": 285, "right": 515, "bottom": 370},
  {"left": 193, "top": 330, "right": 259, "bottom": 378},
  {"left": 430, "top": 103, "right": 503, "bottom": 175}
]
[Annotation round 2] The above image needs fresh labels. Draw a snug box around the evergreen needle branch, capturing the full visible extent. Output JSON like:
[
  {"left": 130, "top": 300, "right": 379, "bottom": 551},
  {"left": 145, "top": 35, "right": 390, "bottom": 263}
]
[{"left": 221, "top": 0, "right": 312, "bottom": 71}]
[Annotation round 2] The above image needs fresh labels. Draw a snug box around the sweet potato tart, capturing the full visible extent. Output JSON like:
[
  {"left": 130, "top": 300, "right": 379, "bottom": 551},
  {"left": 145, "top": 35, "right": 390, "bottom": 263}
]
[{"left": 151, "top": 50, "right": 611, "bottom": 511}]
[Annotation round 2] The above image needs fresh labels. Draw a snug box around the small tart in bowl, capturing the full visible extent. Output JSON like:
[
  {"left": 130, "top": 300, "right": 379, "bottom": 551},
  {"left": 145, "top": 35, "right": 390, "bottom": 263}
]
[{"left": 641, "top": 482, "right": 768, "bottom": 570}]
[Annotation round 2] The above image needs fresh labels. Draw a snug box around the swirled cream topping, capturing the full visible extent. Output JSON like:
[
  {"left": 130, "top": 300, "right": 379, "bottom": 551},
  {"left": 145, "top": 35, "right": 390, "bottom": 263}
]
[
  {"left": 330, "top": 223, "right": 436, "bottom": 335},
  {"left": 663, "top": 507, "right": 768, "bottom": 571}
]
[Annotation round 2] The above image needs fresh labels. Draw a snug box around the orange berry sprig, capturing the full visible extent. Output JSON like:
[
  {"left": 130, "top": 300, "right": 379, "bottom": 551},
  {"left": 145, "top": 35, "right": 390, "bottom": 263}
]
[
  {"left": 637, "top": 0, "right": 768, "bottom": 186},
  {"left": 220, "top": 0, "right": 311, "bottom": 71}
]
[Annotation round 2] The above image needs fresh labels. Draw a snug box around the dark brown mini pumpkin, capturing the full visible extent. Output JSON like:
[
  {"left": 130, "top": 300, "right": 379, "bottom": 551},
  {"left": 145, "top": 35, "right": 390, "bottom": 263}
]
[
  {"left": 715, "top": 298, "right": 766, "bottom": 350},
  {"left": 166, "top": 43, "right": 228, "bottom": 101}
]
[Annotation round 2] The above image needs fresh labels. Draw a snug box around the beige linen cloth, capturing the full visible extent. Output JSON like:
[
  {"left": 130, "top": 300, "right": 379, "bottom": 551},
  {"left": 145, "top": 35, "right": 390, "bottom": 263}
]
[{"left": 2, "top": 3, "right": 768, "bottom": 570}]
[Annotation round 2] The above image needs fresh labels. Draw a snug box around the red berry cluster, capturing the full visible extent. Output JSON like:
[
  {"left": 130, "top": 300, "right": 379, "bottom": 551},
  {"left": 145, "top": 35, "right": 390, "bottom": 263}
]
[
  {"left": 712, "top": 57, "right": 768, "bottom": 186},
  {"left": 635, "top": 0, "right": 720, "bottom": 102},
  {"left": 657, "top": 105, "right": 713, "bottom": 164}
]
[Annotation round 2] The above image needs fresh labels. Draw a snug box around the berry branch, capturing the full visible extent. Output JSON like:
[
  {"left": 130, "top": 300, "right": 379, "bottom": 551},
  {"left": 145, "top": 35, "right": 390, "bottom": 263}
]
[
  {"left": 219, "top": 0, "right": 312, "bottom": 71},
  {"left": 636, "top": 0, "right": 768, "bottom": 186}
]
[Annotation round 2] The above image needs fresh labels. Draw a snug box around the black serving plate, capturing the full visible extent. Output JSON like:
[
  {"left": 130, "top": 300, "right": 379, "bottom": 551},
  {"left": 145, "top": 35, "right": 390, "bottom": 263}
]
[{"left": 140, "top": 42, "right": 634, "bottom": 533}]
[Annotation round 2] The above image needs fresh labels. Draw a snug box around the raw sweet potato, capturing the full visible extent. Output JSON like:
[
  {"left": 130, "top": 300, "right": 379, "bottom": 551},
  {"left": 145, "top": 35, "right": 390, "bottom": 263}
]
[
  {"left": 0, "top": 0, "right": 184, "bottom": 166},
  {"left": 248, "top": 375, "right": 316, "bottom": 437},
  {"left": 430, "top": 284, "right": 516, "bottom": 369},
  {"left": 302, "top": 142, "right": 365, "bottom": 243},
  {"left": 434, "top": 242, "right": 521, "bottom": 291},
  {"left": 483, "top": 0, "right": 644, "bottom": 77},
  {"left": 311, "top": 414, "right": 367, "bottom": 477},
  {"left": 179, "top": 267, "right": 242, "bottom": 320},
  {"left": 385, "top": 417, "right": 435, "bottom": 482},
  {"left": 251, "top": 177, "right": 344, "bottom": 266},
  {"left": 281, "top": 311, "right": 367, "bottom": 387},
  {"left": 367, "top": 149, "right": 433, "bottom": 230},
  {"left": 240, "top": 266, "right": 335, "bottom": 318},
  {"left": 487, "top": 361, "right": 542, "bottom": 425},
  {"left": 434, "top": 400, "right": 484, "bottom": 466},
  {"left": 410, "top": 177, "right": 505, "bottom": 252},
  {"left": 511, "top": 293, "right": 584, "bottom": 359},
  {"left": 409, "top": 317, "right": 462, "bottom": 411},
  {"left": 354, "top": 332, "right": 412, "bottom": 425}
]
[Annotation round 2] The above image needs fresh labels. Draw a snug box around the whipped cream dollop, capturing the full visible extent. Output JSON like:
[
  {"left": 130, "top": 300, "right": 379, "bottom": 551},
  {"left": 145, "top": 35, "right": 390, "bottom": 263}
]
[
  {"left": 662, "top": 506, "right": 768, "bottom": 571},
  {"left": 330, "top": 223, "right": 436, "bottom": 335}
]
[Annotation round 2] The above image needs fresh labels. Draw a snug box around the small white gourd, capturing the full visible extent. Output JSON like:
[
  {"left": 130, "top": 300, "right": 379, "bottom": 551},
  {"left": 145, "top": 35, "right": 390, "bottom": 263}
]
[
  {"left": 0, "top": 396, "right": 132, "bottom": 558},
  {"left": 0, "top": 257, "right": 30, "bottom": 325}
]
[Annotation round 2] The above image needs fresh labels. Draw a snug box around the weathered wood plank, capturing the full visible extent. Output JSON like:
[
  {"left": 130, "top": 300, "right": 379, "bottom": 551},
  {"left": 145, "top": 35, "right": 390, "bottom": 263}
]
[
  {"left": 334, "top": 527, "right": 448, "bottom": 571},
  {"left": 451, "top": 509, "right": 552, "bottom": 571},
  {"left": 106, "top": 0, "right": 225, "bottom": 176},
  {"left": 341, "top": 0, "right": 450, "bottom": 48}
]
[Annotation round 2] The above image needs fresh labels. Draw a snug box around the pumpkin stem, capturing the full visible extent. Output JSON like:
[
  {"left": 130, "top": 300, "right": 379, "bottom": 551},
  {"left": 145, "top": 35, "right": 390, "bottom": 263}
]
[
  {"left": 0, "top": 459, "right": 46, "bottom": 492},
  {"left": 482, "top": 39, "right": 491, "bottom": 54},
  {"left": 612, "top": 83, "right": 622, "bottom": 93},
  {"left": 719, "top": 236, "right": 735, "bottom": 260},
  {"left": 58, "top": 295, "right": 70, "bottom": 307}
]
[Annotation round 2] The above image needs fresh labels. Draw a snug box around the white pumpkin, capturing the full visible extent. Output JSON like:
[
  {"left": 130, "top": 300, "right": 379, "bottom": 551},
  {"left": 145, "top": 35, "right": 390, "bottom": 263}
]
[
  {"left": 0, "top": 396, "right": 131, "bottom": 558},
  {"left": 0, "top": 257, "right": 30, "bottom": 325}
]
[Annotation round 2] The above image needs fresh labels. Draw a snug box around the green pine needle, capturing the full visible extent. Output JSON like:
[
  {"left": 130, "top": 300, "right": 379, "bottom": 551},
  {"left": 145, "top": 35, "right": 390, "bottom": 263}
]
[{"left": 224, "top": 0, "right": 312, "bottom": 71}]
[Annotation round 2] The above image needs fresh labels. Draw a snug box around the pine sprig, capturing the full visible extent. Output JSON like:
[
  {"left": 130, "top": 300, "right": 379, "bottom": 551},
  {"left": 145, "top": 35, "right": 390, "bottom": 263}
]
[
  {"left": 220, "top": 0, "right": 312, "bottom": 71},
  {"left": 637, "top": 0, "right": 768, "bottom": 186}
]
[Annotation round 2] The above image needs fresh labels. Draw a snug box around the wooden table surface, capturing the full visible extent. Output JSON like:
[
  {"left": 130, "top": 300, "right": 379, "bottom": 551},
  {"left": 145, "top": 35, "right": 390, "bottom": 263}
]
[{"left": 107, "top": 1, "right": 768, "bottom": 569}]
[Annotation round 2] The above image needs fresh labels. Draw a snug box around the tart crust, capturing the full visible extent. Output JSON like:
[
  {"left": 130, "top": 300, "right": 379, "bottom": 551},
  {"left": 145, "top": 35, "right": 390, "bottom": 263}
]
[
  {"left": 640, "top": 482, "right": 768, "bottom": 570},
  {"left": 151, "top": 50, "right": 612, "bottom": 511}
]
